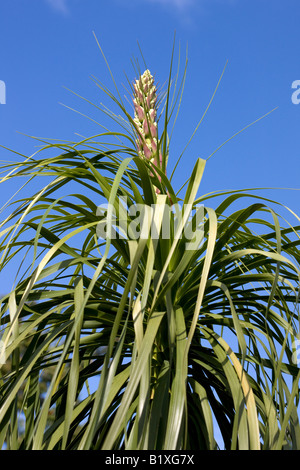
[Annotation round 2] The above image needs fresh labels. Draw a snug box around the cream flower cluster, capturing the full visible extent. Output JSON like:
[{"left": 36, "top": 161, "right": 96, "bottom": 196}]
[{"left": 133, "top": 69, "right": 159, "bottom": 163}]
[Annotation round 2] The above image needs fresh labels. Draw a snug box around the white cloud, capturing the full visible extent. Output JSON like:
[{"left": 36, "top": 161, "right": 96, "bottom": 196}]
[
  {"left": 146, "top": 0, "right": 195, "bottom": 11},
  {"left": 45, "top": 0, "right": 69, "bottom": 14},
  {"left": 144, "top": 0, "right": 236, "bottom": 11}
]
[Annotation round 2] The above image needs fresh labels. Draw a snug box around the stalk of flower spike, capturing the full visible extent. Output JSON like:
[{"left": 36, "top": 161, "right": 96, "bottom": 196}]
[{"left": 133, "top": 70, "right": 163, "bottom": 188}]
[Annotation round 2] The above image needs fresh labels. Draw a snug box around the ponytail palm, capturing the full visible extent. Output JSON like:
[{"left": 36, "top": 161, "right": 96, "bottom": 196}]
[{"left": 0, "top": 45, "right": 300, "bottom": 450}]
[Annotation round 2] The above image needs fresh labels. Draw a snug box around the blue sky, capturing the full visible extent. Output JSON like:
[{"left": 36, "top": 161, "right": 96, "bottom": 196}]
[{"left": 0, "top": 0, "right": 300, "bottom": 292}]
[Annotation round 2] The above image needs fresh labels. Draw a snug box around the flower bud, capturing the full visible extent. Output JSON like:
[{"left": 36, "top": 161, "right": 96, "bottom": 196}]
[{"left": 132, "top": 69, "right": 165, "bottom": 194}]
